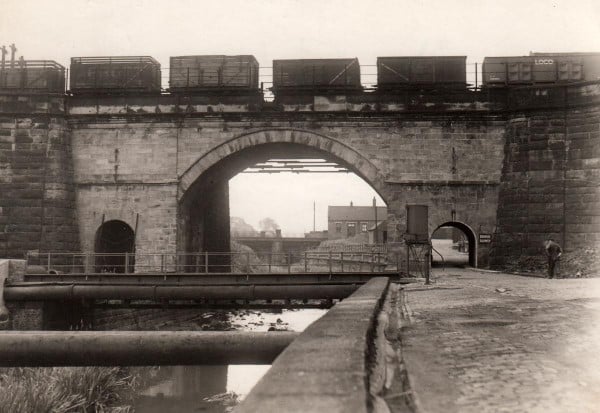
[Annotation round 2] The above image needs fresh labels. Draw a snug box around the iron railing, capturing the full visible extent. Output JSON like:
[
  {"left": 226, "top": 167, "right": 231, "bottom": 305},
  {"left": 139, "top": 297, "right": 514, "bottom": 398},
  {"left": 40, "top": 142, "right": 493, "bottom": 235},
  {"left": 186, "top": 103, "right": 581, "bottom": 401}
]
[{"left": 25, "top": 250, "right": 392, "bottom": 275}]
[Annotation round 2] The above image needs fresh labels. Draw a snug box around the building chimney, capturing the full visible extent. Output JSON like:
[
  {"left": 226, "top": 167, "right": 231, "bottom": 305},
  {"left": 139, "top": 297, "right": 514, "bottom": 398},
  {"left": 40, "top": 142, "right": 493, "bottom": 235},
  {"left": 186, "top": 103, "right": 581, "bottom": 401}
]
[
  {"left": 275, "top": 229, "right": 282, "bottom": 238},
  {"left": 350, "top": 201, "right": 353, "bottom": 207}
]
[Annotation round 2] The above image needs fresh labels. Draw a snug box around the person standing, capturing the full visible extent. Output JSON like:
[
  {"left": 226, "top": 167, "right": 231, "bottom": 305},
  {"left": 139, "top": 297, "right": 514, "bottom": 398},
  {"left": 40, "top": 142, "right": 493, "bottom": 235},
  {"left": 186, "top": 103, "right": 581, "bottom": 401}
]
[{"left": 544, "top": 238, "right": 562, "bottom": 279}]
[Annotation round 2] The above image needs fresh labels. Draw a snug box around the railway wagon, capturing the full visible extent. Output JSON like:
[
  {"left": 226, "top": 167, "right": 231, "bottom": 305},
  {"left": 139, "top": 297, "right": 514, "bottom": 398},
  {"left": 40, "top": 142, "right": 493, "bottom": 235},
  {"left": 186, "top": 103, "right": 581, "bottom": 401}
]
[
  {"left": 272, "top": 58, "right": 361, "bottom": 92},
  {"left": 530, "top": 52, "right": 600, "bottom": 83},
  {"left": 376, "top": 56, "right": 466, "bottom": 90},
  {"left": 69, "top": 56, "right": 161, "bottom": 94},
  {"left": 0, "top": 60, "right": 65, "bottom": 93},
  {"left": 482, "top": 53, "right": 600, "bottom": 87},
  {"left": 169, "top": 55, "right": 259, "bottom": 92}
]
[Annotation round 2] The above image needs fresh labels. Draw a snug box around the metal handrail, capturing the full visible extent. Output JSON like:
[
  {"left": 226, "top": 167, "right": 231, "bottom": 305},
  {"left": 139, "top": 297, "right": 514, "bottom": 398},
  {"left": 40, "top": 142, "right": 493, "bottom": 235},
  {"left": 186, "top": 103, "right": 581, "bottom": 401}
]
[
  {"left": 431, "top": 245, "right": 446, "bottom": 271},
  {"left": 25, "top": 250, "right": 391, "bottom": 276}
]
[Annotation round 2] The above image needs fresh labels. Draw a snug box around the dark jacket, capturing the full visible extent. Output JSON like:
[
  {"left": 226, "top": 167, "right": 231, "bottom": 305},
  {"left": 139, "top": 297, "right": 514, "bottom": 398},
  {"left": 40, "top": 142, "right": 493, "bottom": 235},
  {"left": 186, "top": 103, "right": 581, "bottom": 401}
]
[{"left": 545, "top": 240, "right": 562, "bottom": 259}]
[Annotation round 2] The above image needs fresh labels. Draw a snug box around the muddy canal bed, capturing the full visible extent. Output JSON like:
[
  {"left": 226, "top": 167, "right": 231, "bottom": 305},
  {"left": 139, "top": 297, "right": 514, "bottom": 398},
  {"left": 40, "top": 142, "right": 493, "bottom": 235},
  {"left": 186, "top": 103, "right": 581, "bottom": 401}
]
[{"left": 132, "top": 308, "right": 326, "bottom": 412}]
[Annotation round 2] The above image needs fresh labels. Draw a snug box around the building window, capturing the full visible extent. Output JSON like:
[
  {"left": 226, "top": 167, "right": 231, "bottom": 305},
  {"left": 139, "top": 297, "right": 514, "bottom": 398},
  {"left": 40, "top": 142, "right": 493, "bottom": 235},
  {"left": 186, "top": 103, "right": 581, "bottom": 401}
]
[
  {"left": 347, "top": 222, "right": 356, "bottom": 237},
  {"left": 361, "top": 222, "right": 368, "bottom": 232},
  {"left": 335, "top": 222, "right": 342, "bottom": 233}
]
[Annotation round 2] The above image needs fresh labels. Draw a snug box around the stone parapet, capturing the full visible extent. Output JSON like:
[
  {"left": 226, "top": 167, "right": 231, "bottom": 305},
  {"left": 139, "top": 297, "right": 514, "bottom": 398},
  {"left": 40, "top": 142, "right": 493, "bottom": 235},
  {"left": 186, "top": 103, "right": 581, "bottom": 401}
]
[{"left": 235, "top": 277, "right": 389, "bottom": 413}]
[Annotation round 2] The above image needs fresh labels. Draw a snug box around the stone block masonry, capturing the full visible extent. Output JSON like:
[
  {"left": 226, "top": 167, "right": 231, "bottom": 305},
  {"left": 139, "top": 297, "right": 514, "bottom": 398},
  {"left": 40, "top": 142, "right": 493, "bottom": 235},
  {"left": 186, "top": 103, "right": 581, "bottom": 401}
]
[
  {"left": 0, "top": 100, "right": 80, "bottom": 258},
  {"left": 2, "top": 85, "right": 599, "bottom": 275},
  {"left": 236, "top": 277, "right": 389, "bottom": 413},
  {"left": 490, "top": 84, "right": 600, "bottom": 275}
]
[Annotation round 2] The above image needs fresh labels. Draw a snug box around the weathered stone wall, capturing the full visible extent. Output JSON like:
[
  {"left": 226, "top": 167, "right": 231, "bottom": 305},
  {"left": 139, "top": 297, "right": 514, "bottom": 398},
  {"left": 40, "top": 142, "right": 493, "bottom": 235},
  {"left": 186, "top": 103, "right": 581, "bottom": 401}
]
[
  {"left": 0, "top": 95, "right": 79, "bottom": 259},
  {"left": 490, "top": 84, "right": 600, "bottom": 275}
]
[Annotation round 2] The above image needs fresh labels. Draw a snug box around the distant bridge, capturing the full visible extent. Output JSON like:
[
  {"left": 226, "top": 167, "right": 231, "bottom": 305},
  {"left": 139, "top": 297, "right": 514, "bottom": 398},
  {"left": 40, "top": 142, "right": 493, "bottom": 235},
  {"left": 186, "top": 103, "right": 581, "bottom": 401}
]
[{"left": 233, "top": 235, "right": 325, "bottom": 262}]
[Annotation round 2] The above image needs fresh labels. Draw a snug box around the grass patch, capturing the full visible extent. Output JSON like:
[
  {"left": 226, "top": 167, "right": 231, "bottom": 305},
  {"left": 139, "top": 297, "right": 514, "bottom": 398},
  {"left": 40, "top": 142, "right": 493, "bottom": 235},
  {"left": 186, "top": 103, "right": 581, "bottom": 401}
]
[{"left": 0, "top": 367, "right": 140, "bottom": 413}]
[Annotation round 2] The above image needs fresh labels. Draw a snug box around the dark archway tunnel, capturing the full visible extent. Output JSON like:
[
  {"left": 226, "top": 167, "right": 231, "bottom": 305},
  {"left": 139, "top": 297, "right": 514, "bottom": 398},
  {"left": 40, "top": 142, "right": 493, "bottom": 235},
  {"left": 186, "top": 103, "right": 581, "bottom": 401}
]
[
  {"left": 94, "top": 220, "right": 136, "bottom": 273},
  {"left": 431, "top": 221, "right": 477, "bottom": 268}
]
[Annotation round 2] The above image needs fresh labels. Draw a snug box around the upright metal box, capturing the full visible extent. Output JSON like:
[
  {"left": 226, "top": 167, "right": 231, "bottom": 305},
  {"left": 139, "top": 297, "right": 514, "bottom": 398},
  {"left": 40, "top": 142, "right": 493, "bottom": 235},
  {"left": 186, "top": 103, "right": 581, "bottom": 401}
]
[
  {"left": 377, "top": 56, "right": 466, "bottom": 89},
  {"left": 169, "top": 55, "right": 259, "bottom": 92},
  {"left": 272, "top": 58, "right": 361, "bottom": 92},
  {"left": 69, "top": 56, "right": 161, "bottom": 94},
  {"left": 0, "top": 60, "right": 65, "bottom": 92},
  {"left": 406, "top": 205, "right": 429, "bottom": 241}
]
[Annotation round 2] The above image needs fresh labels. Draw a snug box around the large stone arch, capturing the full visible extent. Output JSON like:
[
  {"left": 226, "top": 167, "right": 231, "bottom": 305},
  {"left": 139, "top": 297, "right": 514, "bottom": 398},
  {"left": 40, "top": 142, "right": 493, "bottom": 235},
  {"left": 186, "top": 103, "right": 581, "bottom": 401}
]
[
  {"left": 178, "top": 128, "right": 388, "bottom": 201},
  {"left": 176, "top": 128, "right": 391, "bottom": 266}
]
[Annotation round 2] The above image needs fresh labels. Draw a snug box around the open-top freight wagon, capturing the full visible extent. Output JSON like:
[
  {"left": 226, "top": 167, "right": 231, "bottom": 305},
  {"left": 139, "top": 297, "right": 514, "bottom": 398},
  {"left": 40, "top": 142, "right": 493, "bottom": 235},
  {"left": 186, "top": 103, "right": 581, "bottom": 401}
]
[
  {"left": 376, "top": 56, "right": 467, "bottom": 90},
  {"left": 69, "top": 56, "right": 161, "bottom": 94},
  {"left": 272, "top": 58, "right": 362, "bottom": 93},
  {"left": 169, "top": 55, "right": 259, "bottom": 93},
  {"left": 0, "top": 60, "right": 65, "bottom": 93},
  {"left": 482, "top": 53, "right": 600, "bottom": 87}
]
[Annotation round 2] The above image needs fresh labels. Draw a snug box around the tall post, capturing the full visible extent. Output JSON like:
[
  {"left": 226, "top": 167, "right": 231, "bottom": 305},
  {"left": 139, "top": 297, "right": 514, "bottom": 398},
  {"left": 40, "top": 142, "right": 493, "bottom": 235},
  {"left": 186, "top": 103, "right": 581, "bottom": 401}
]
[
  {"left": 425, "top": 244, "right": 431, "bottom": 285},
  {"left": 373, "top": 197, "right": 378, "bottom": 244},
  {"left": 406, "top": 244, "right": 410, "bottom": 277},
  {"left": 304, "top": 251, "right": 308, "bottom": 272},
  {"left": 85, "top": 253, "right": 90, "bottom": 275},
  {"left": 313, "top": 201, "right": 316, "bottom": 232},
  {"left": 9, "top": 44, "right": 16, "bottom": 68},
  {"left": 0, "top": 46, "right": 6, "bottom": 70}
]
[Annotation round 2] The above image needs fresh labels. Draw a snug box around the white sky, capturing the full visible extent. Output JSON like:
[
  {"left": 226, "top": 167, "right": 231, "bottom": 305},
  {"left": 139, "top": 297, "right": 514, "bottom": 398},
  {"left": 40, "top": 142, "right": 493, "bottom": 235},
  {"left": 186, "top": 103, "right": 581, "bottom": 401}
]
[{"left": 2, "top": 0, "right": 599, "bottom": 236}]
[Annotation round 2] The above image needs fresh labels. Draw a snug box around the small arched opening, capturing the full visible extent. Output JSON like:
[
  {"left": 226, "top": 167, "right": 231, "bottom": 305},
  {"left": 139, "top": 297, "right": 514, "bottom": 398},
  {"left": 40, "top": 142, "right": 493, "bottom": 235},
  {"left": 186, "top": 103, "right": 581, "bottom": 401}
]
[
  {"left": 94, "top": 220, "right": 135, "bottom": 273},
  {"left": 431, "top": 221, "right": 477, "bottom": 267}
]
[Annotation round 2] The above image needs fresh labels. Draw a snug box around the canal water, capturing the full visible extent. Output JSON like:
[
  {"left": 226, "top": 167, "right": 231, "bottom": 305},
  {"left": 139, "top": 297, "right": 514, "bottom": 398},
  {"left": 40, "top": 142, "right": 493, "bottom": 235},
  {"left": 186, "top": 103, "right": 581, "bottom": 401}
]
[{"left": 132, "top": 308, "right": 327, "bottom": 412}]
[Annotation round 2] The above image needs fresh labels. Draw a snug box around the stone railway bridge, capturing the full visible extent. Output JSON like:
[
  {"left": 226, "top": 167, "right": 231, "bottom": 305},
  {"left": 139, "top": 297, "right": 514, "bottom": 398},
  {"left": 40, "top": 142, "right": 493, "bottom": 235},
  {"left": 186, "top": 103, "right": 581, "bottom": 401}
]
[{"left": 1, "top": 84, "right": 599, "bottom": 273}]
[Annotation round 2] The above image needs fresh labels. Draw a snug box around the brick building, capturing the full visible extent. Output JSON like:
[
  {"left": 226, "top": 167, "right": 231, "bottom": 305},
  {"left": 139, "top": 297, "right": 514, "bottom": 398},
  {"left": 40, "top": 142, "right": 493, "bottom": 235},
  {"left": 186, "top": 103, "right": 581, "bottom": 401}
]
[{"left": 328, "top": 203, "right": 388, "bottom": 242}]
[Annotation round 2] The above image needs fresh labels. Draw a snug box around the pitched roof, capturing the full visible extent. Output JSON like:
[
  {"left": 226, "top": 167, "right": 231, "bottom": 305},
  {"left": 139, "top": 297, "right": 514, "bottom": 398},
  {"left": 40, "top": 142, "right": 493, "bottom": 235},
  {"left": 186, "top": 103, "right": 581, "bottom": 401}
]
[{"left": 328, "top": 205, "right": 387, "bottom": 221}]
